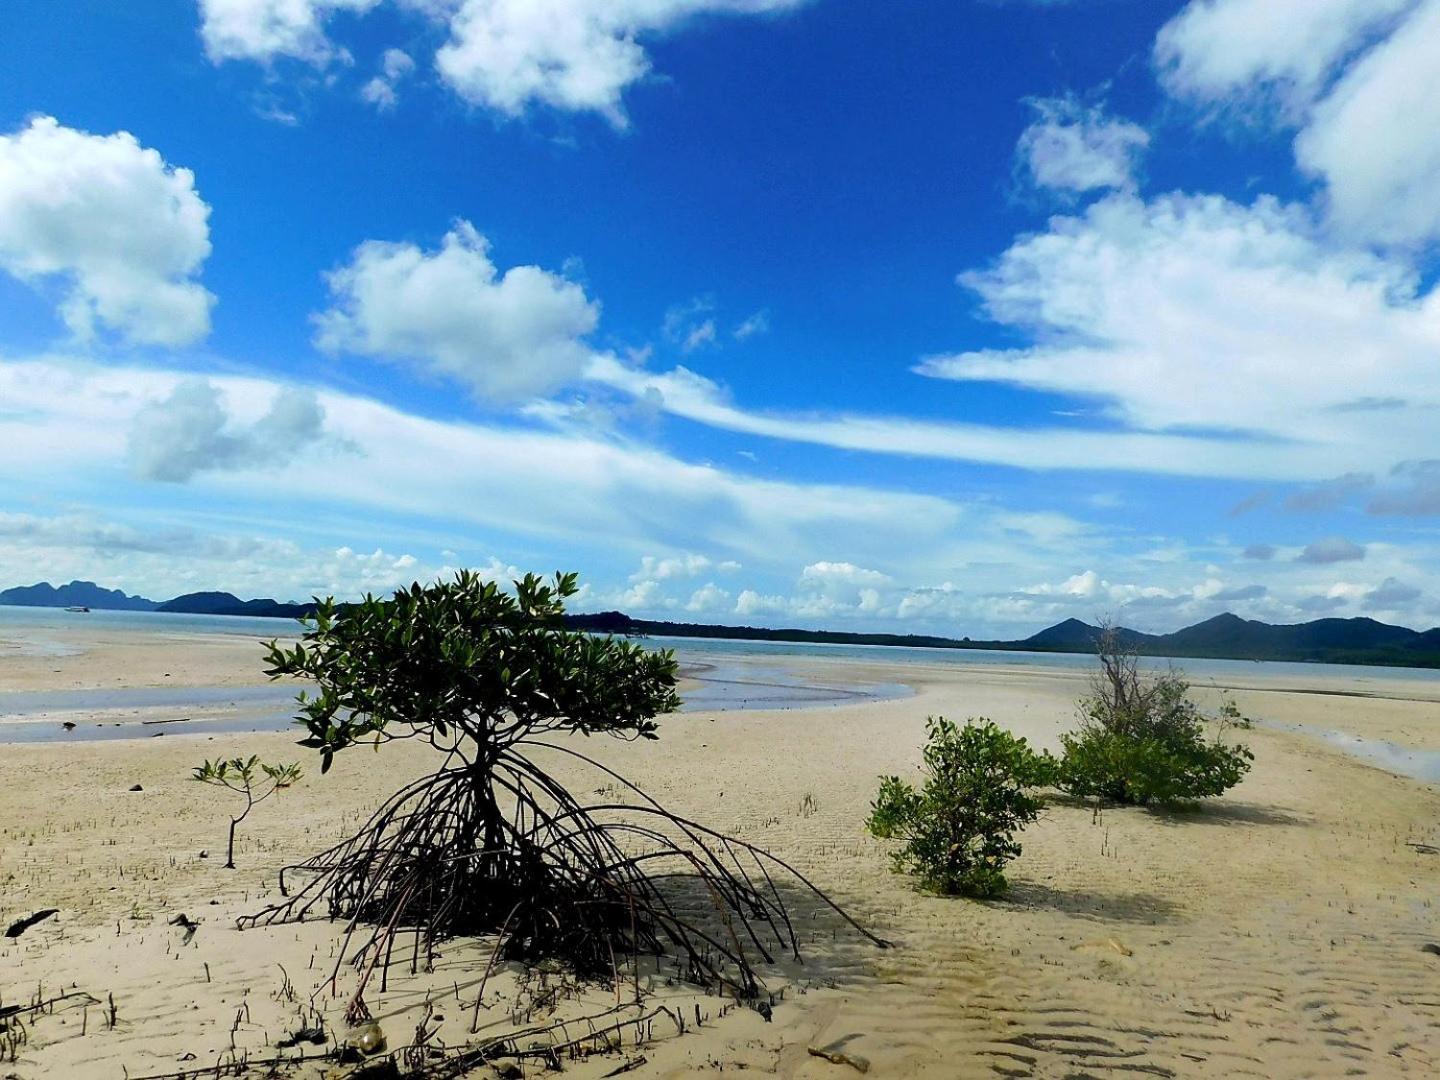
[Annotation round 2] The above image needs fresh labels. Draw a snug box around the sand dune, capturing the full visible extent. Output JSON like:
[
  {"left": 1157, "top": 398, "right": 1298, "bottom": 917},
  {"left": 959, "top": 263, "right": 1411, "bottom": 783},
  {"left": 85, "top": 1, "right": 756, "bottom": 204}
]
[{"left": 2, "top": 646, "right": 1439, "bottom": 1078}]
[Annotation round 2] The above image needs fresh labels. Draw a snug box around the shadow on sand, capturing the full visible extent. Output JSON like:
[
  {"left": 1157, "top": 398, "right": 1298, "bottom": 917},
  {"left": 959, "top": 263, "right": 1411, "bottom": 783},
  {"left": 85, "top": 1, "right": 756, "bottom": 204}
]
[
  {"left": 998, "top": 879, "right": 1186, "bottom": 925},
  {"left": 1042, "top": 791, "right": 1309, "bottom": 829},
  {"left": 1145, "top": 799, "right": 1310, "bottom": 828}
]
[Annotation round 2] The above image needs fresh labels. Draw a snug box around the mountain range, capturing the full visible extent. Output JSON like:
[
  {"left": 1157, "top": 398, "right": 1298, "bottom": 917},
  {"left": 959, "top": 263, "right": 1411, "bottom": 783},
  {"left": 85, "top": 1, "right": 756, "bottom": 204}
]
[
  {"left": 0, "top": 580, "right": 309, "bottom": 619},
  {"left": 4, "top": 580, "right": 1440, "bottom": 668},
  {"left": 0, "top": 580, "right": 160, "bottom": 611},
  {"left": 566, "top": 611, "right": 1440, "bottom": 669}
]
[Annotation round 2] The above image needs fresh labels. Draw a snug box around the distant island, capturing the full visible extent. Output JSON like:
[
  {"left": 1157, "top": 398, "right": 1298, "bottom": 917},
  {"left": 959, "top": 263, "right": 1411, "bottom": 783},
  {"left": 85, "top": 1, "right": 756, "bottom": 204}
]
[
  {"left": 0, "top": 580, "right": 311, "bottom": 619},
  {"left": 567, "top": 611, "right": 1440, "bottom": 669},
  {"left": 4, "top": 579, "right": 1440, "bottom": 669}
]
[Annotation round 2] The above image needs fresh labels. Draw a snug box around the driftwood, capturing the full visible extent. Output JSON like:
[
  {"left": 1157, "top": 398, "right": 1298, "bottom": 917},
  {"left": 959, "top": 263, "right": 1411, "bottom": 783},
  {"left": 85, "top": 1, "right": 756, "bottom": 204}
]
[
  {"left": 4, "top": 909, "right": 58, "bottom": 938},
  {"left": 0, "top": 989, "right": 98, "bottom": 1022},
  {"left": 125, "top": 1004, "right": 684, "bottom": 1079}
]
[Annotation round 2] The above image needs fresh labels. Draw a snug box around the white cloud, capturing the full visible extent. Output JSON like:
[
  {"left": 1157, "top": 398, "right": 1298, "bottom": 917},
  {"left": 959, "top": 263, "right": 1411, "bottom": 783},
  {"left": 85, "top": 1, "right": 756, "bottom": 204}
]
[
  {"left": 0, "top": 116, "right": 214, "bottom": 347},
  {"left": 799, "top": 561, "right": 890, "bottom": 587},
  {"left": 682, "top": 320, "right": 717, "bottom": 353},
  {"left": 895, "top": 582, "right": 964, "bottom": 622},
  {"left": 586, "top": 349, "right": 1346, "bottom": 483},
  {"left": 1294, "top": 1, "right": 1440, "bottom": 248},
  {"left": 733, "top": 310, "right": 769, "bottom": 341},
  {"left": 314, "top": 220, "right": 599, "bottom": 401},
  {"left": 198, "top": 0, "right": 381, "bottom": 64},
  {"left": 1016, "top": 97, "right": 1149, "bottom": 195},
  {"left": 128, "top": 379, "right": 328, "bottom": 483},
  {"left": 0, "top": 509, "right": 451, "bottom": 602},
  {"left": 198, "top": 0, "right": 808, "bottom": 122},
  {"left": 13, "top": 356, "right": 1437, "bottom": 635},
  {"left": 917, "top": 193, "right": 1440, "bottom": 472},
  {"left": 663, "top": 296, "right": 718, "bottom": 353},
  {"left": 618, "top": 577, "right": 666, "bottom": 609},
  {"left": 1155, "top": 0, "right": 1414, "bottom": 116},
  {"left": 631, "top": 552, "right": 733, "bottom": 581},
  {"left": 734, "top": 588, "right": 787, "bottom": 618},
  {"left": 0, "top": 357, "right": 970, "bottom": 577},
  {"left": 685, "top": 582, "right": 730, "bottom": 612},
  {"left": 361, "top": 47, "right": 416, "bottom": 109},
  {"left": 1157, "top": 0, "right": 1440, "bottom": 247},
  {"left": 434, "top": 0, "right": 807, "bottom": 124}
]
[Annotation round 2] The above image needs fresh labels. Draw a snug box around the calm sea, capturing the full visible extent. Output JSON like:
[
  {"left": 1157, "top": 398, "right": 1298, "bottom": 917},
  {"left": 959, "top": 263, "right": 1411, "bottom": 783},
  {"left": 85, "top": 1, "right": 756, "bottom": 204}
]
[{"left": 5, "top": 604, "right": 1440, "bottom": 687}]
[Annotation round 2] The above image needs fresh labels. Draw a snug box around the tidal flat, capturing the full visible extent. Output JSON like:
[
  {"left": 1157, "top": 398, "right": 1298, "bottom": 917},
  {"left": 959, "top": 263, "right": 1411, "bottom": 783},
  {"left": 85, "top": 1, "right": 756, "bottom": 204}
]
[{"left": 2, "top": 616, "right": 1438, "bottom": 1077}]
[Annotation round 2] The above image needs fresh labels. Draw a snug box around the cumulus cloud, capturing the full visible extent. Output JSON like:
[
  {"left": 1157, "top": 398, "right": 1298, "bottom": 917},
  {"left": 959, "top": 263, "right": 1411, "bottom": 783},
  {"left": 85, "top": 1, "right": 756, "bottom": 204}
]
[
  {"left": 917, "top": 193, "right": 1440, "bottom": 472},
  {"left": 434, "top": 0, "right": 807, "bottom": 124},
  {"left": 0, "top": 116, "right": 214, "bottom": 346},
  {"left": 1294, "top": 1, "right": 1440, "bottom": 247},
  {"left": 361, "top": 48, "right": 415, "bottom": 109},
  {"left": 1242, "top": 544, "right": 1277, "bottom": 560},
  {"left": 734, "top": 588, "right": 787, "bottom": 618},
  {"left": 128, "top": 380, "right": 328, "bottom": 482},
  {"left": 631, "top": 553, "right": 738, "bottom": 581},
  {"left": 1019, "top": 569, "right": 1275, "bottom": 617},
  {"left": 1015, "top": 97, "right": 1149, "bottom": 195},
  {"left": 1296, "top": 536, "right": 1366, "bottom": 564},
  {"left": 1157, "top": 0, "right": 1440, "bottom": 247},
  {"left": 199, "top": 1, "right": 809, "bottom": 122},
  {"left": 314, "top": 220, "right": 599, "bottom": 401},
  {"left": 799, "top": 561, "right": 890, "bottom": 587},
  {"left": 582, "top": 187, "right": 1438, "bottom": 485},
  {"left": 198, "top": 0, "right": 381, "bottom": 64},
  {"left": 1155, "top": 0, "right": 1413, "bottom": 115},
  {"left": 685, "top": 582, "right": 730, "bottom": 612}
]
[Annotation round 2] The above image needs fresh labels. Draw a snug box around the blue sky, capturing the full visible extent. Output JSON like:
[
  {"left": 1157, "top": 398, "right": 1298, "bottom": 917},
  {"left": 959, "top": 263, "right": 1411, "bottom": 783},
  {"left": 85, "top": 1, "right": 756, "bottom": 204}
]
[{"left": 2, "top": 0, "right": 1439, "bottom": 635}]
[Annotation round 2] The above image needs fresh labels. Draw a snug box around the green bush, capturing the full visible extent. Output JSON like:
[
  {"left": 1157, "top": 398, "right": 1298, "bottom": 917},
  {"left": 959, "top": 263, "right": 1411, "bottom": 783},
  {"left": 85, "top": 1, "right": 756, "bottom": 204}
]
[
  {"left": 1055, "top": 631, "right": 1253, "bottom": 808},
  {"left": 1055, "top": 724, "right": 1252, "bottom": 807},
  {"left": 867, "top": 717, "right": 1047, "bottom": 898}
]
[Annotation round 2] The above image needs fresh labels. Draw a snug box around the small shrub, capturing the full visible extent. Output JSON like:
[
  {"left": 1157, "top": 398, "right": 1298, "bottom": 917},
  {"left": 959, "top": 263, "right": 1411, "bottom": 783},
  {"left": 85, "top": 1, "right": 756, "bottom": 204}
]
[
  {"left": 193, "top": 756, "right": 302, "bottom": 868},
  {"left": 1055, "top": 627, "right": 1253, "bottom": 808},
  {"left": 867, "top": 717, "right": 1047, "bottom": 898}
]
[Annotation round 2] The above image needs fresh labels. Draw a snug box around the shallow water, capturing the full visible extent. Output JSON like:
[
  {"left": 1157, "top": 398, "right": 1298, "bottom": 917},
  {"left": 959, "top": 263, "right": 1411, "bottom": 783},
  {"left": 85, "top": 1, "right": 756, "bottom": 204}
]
[
  {"left": 0, "top": 659, "right": 911, "bottom": 744},
  {"left": 0, "top": 604, "right": 300, "bottom": 638},
  {"left": 0, "top": 684, "right": 297, "bottom": 716},
  {"left": 3, "top": 610, "right": 1436, "bottom": 783},
  {"left": 1257, "top": 719, "right": 1440, "bottom": 783},
  {"left": 650, "top": 634, "right": 1440, "bottom": 689}
]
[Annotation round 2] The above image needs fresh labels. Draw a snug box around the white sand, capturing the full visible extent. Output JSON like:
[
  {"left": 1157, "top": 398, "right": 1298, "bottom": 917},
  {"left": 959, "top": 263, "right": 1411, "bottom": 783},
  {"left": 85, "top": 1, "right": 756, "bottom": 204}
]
[{"left": 2, "top": 635, "right": 1439, "bottom": 1077}]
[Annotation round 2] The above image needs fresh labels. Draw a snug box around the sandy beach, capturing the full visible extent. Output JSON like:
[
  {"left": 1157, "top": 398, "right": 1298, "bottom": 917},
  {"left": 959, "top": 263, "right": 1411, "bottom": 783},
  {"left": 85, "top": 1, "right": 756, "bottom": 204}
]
[{"left": 3, "top": 629, "right": 1439, "bottom": 1078}]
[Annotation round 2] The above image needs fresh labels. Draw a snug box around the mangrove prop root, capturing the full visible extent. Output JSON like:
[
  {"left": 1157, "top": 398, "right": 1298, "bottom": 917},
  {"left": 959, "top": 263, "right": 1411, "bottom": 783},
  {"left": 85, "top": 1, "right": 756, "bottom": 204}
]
[{"left": 239, "top": 743, "right": 883, "bottom": 1009}]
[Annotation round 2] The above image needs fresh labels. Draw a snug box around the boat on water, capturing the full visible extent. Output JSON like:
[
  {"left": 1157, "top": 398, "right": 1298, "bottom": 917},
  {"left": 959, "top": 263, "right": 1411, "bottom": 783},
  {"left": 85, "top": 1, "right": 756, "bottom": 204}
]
[{"left": 64, "top": 605, "right": 90, "bottom": 613}]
